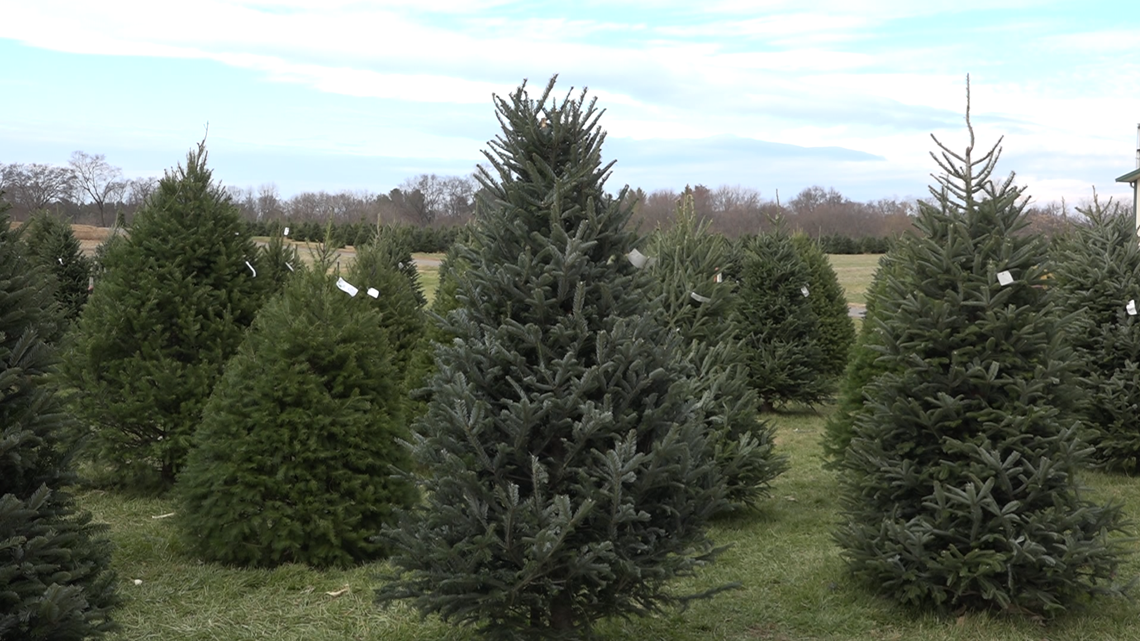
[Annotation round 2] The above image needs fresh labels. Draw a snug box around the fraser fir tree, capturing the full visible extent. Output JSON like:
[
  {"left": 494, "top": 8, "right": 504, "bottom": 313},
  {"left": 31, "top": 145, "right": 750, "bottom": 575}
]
[
  {"left": 1050, "top": 197, "right": 1140, "bottom": 472},
  {"left": 821, "top": 249, "right": 908, "bottom": 468},
  {"left": 647, "top": 193, "right": 786, "bottom": 508},
  {"left": 791, "top": 233, "right": 855, "bottom": 379},
  {"left": 176, "top": 262, "right": 415, "bottom": 568},
  {"left": 735, "top": 226, "right": 830, "bottom": 410},
  {"left": 61, "top": 142, "right": 266, "bottom": 490},
  {"left": 19, "top": 212, "right": 92, "bottom": 324},
  {"left": 0, "top": 200, "right": 118, "bottom": 640},
  {"left": 379, "top": 78, "right": 726, "bottom": 639},
  {"left": 834, "top": 98, "right": 1128, "bottom": 615}
]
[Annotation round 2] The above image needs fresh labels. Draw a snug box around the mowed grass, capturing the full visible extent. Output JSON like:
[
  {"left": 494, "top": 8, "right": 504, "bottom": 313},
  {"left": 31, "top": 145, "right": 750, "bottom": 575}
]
[
  {"left": 72, "top": 247, "right": 1140, "bottom": 639},
  {"left": 827, "top": 253, "right": 882, "bottom": 306}
]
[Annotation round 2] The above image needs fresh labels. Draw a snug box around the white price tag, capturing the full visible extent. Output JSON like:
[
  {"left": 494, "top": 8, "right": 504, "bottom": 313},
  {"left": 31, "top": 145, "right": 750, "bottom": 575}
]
[
  {"left": 283, "top": 226, "right": 290, "bottom": 236},
  {"left": 801, "top": 285, "right": 810, "bottom": 297},
  {"left": 690, "top": 291, "right": 711, "bottom": 303},
  {"left": 1128, "top": 300, "right": 1137, "bottom": 316},
  {"left": 627, "top": 248, "right": 649, "bottom": 269},
  {"left": 367, "top": 287, "right": 380, "bottom": 299},
  {"left": 336, "top": 277, "right": 359, "bottom": 297},
  {"left": 997, "top": 270, "right": 1013, "bottom": 286}
]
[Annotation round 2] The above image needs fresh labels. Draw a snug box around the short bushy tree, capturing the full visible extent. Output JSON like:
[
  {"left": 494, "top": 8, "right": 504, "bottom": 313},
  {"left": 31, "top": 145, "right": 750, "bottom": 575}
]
[
  {"left": 735, "top": 226, "right": 830, "bottom": 410},
  {"left": 791, "top": 233, "right": 855, "bottom": 379},
  {"left": 379, "top": 78, "right": 725, "bottom": 639},
  {"left": 647, "top": 194, "right": 786, "bottom": 508},
  {"left": 1050, "top": 197, "right": 1140, "bottom": 472},
  {"left": 19, "top": 212, "right": 92, "bottom": 323},
  {"left": 835, "top": 105, "right": 1128, "bottom": 615},
  {"left": 176, "top": 262, "right": 415, "bottom": 568},
  {"left": 0, "top": 199, "right": 118, "bottom": 640},
  {"left": 62, "top": 142, "right": 266, "bottom": 490}
]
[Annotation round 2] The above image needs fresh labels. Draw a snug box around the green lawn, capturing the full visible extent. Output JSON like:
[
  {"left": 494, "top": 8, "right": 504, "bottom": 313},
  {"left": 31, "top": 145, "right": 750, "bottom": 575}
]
[{"left": 827, "top": 254, "right": 882, "bottom": 306}]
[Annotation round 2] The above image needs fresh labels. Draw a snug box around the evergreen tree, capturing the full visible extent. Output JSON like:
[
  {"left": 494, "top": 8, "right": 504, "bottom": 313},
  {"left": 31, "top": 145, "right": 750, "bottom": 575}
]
[
  {"left": 378, "top": 78, "right": 725, "bottom": 639},
  {"left": 176, "top": 263, "right": 415, "bottom": 568},
  {"left": 735, "top": 226, "right": 831, "bottom": 410},
  {"left": 0, "top": 199, "right": 118, "bottom": 640},
  {"left": 18, "top": 212, "right": 92, "bottom": 323},
  {"left": 834, "top": 101, "right": 1128, "bottom": 615},
  {"left": 821, "top": 249, "right": 908, "bottom": 468},
  {"left": 791, "top": 233, "right": 855, "bottom": 379},
  {"left": 255, "top": 223, "right": 301, "bottom": 296},
  {"left": 647, "top": 193, "right": 786, "bottom": 508},
  {"left": 61, "top": 142, "right": 266, "bottom": 490},
  {"left": 1050, "top": 197, "right": 1140, "bottom": 472}
]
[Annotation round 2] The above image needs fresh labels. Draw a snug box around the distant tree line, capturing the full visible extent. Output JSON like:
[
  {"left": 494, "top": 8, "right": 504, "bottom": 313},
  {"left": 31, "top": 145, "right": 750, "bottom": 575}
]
[{"left": 2, "top": 152, "right": 1109, "bottom": 254}]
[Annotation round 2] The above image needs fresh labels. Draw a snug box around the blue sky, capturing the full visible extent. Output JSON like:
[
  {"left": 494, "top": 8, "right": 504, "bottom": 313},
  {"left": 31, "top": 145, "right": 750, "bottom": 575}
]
[{"left": 1, "top": 0, "right": 1138, "bottom": 205}]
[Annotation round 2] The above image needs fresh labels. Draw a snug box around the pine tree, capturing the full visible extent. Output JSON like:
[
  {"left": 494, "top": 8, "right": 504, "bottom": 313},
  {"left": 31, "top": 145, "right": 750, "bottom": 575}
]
[
  {"left": 647, "top": 193, "right": 786, "bottom": 508},
  {"left": 176, "top": 262, "right": 415, "bottom": 568},
  {"left": 834, "top": 96, "right": 1128, "bottom": 615},
  {"left": 791, "top": 233, "right": 855, "bottom": 379},
  {"left": 18, "top": 212, "right": 93, "bottom": 324},
  {"left": 1050, "top": 197, "right": 1140, "bottom": 472},
  {"left": 0, "top": 199, "right": 118, "bottom": 640},
  {"left": 821, "top": 249, "right": 909, "bottom": 468},
  {"left": 378, "top": 78, "right": 726, "bottom": 639},
  {"left": 735, "top": 226, "right": 831, "bottom": 410},
  {"left": 61, "top": 142, "right": 267, "bottom": 490}
]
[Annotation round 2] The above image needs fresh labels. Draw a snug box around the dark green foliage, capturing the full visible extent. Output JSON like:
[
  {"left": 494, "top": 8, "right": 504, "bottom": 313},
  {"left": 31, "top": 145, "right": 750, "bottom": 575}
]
[
  {"left": 61, "top": 142, "right": 267, "bottom": 490},
  {"left": 821, "top": 249, "right": 908, "bottom": 468},
  {"left": 834, "top": 113, "right": 1128, "bottom": 616},
  {"left": 1050, "top": 197, "right": 1140, "bottom": 473},
  {"left": 647, "top": 195, "right": 786, "bottom": 508},
  {"left": 791, "top": 233, "right": 856, "bottom": 379},
  {"left": 347, "top": 233, "right": 429, "bottom": 403},
  {"left": 0, "top": 200, "right": 118, "bottom": 640},
  {"left": 378, "top": 78, "right": 725, "bottom": 639},
  {"left": 255, "top": 223, "right": 301, "bottom": 296},
  {"left": 735, "top": 227, "right": 831, "bottom": 410},
  {"left": 176, "top": 264, "right": 415, "bottom": 568},
  {"left": 18, "top": 212, "right": 93, "bottom": 323}
]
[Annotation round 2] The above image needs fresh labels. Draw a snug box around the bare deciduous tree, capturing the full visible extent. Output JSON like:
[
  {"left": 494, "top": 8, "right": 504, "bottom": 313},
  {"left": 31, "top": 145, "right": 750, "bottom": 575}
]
[
  {"left": 69, "top": 151, "right": 126, "bottom": 226},
  {"left": 4, "top": 162, "right": 76, "bottom": 215}
]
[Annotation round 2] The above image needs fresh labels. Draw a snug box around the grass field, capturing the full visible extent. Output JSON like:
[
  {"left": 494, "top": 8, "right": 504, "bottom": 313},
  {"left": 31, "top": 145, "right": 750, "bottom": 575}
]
[
  {"left": 827, "top": 253, "right": 881, "bottom": 306},
  {"left": 70, "top": 246, "right": 1140, "bottom": 640}
]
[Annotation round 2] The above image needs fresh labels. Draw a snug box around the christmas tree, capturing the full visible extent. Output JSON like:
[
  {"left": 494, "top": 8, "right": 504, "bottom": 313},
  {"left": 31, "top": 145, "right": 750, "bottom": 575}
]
[
  {"left": 18, "top": 211, "right": 92, "bottom": 324},
  {"left": 791, "top": 233, "right": 855, "bottom": 380},
  {"left": 61, "top": 141, "right": 266, "bottom": 490},
  {"left": 735, "top": 226, "right": 831, "bottom": 410},
  {"left": 0, "top": 198, "right": 118, "bottom": 640},
  {"left": 834, "top": 94, "right": 1128, "bottom": 615},
  {"left": 378, "top": 77, "right": 725, "bottom": 638},
  {"left": 176, "top": 261, "right": 415, "bottom": 568},
  {"left": 1050, "top": 196, "right": 1140, "bottom": 472},
  {"left": 647, "top": 193, "right": 786, "bottom": 508}
]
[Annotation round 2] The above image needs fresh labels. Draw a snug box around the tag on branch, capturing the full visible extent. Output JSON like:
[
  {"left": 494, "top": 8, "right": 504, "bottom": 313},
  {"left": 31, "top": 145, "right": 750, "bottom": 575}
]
[
  {"left": 283, "top": 226, "right": 290, "bottom": 237},
  {"left": 690, "top": 291, "right": 711, "bottom": 304},
  {"left": 996, "top": 270, "right": 1013, "bottom": 286},
  {"left": 367, "top": 287, "right": 379, "bottom": 299},
  {"left": 336, "top": 277, "right": 359, "bottom": 297},
  {"left": 627, "top": 249, "right": 649, "bottom": 269},
  {"left": 1128, "top": 300, "right": 1138, "bottom": 316},
  {"left": 801, "top": 285, "right": 810, "bottom": 297},
  {"left": 286, "top": 262, "right": 295, "bottom": 272},
  {"left": 245, "top": 261, "right": 257, "bottom": 277}
]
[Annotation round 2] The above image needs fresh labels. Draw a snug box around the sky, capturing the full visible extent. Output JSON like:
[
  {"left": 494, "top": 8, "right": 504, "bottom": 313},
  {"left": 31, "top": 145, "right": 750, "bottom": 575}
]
[{"left": 1, "top": 0, "right": 1138, "bottom": 206}]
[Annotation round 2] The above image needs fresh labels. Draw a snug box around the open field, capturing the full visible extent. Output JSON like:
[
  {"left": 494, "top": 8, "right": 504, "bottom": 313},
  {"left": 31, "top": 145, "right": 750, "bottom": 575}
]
[
  {"left": 827, "top": 253, "right": 881, "bottom": 306},
  {"left": 80, "top": 408, "right": 1140, "bottom": 641}
]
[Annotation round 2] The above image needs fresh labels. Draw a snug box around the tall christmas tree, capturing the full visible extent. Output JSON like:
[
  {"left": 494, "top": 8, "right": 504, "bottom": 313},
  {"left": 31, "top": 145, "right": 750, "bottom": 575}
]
[
  {"left": 176, "top": 262, "right": 415, "bottom": 568},
  {"left": 791, "top": 233, "right": 855, "bottom": 380},
  {"left": 379, "top": 78, "right": 725, "bottom": 638},
  {"left": 647, "top": 193, "right": 786, "bottom": 508},
  {"left": 0, "top": 198, "right": 118, "bottom": 640},
  {"left": 735, "top": 226, "right": 831, "bottom": 410},
  {"left": 834, "top": 92, "right": 1128, "bottom": 615},
  {"left": 1050, "top": 197, "right": 1140, "bottom": 472},
  {"left": 61, "top": 141, "right": 266, "bottom": 490}
]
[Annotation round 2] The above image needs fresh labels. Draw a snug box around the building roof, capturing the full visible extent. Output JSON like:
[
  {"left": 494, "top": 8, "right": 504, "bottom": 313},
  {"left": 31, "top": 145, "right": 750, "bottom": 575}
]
[{"left": 1117, "top": 167, "right": 1140, "bottom": 184}]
